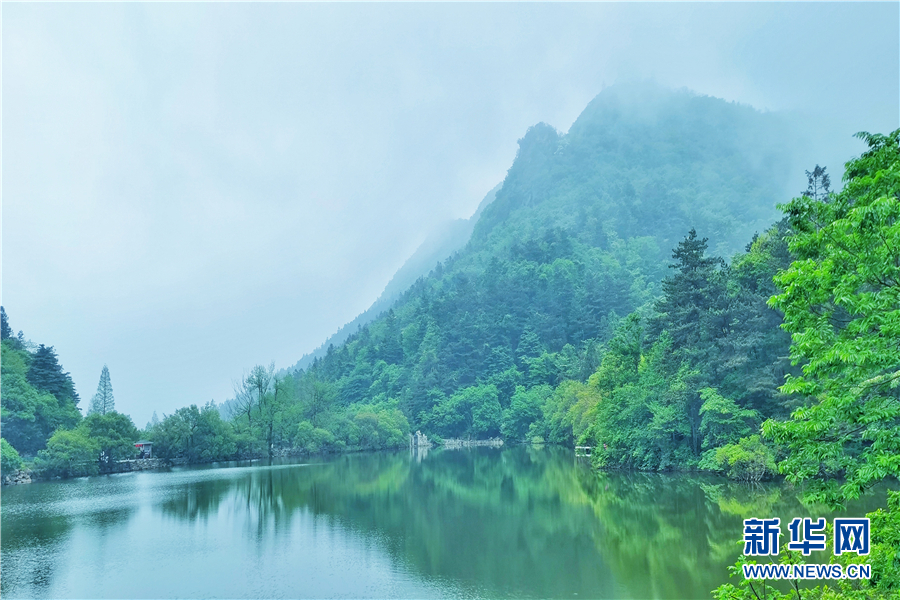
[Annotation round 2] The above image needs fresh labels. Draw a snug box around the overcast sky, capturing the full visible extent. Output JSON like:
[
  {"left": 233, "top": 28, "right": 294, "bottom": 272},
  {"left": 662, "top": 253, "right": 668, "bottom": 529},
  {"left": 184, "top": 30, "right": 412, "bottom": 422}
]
[{"left": 4, "top": 3, "right": 898, "bottom": 427}]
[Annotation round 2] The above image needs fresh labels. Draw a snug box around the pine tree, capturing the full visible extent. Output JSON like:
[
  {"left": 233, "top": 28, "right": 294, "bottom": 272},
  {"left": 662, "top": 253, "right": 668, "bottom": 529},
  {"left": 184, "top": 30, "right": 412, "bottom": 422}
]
[
  {"left": 89, "top": 365, "right": 115, "bottom": 415},
  {"left": 27, "top": 345, "right": 80, "bottom": 407},
  {"left": 0, "top": 307, "right": 12, "bottom": 341},
  {"left": 652, "top": 228, "right": 726, "bottom": 353}
]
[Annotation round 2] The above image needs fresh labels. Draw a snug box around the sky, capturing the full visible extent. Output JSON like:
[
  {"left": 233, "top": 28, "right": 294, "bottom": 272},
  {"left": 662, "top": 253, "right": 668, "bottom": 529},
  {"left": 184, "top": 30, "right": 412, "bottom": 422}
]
[{"left": 3, "top": 2, "right": 898, "bottom": 427}]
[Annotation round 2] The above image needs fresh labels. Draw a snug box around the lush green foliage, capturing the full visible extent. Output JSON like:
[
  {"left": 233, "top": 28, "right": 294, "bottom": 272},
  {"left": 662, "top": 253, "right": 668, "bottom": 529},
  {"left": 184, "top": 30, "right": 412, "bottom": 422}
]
[
  {"left": 501, "top": 384, "right": 552, "bottom": 441},
  {"left": 81, "top": 412, "right": 140, "bottom": 463},
  {"left": 529, "top": 379, "right": 598, "bottom": 445},
  {"left": 151, "top": 403, "right": 242, "bottom": 461},
  {"left": 33, "top": 428, "right": 100, "bottom": 478},
  {"left": 713, "top": 131, "right": 900, "bottom": 598},
  {"left": 425, "top": 384, "right": 502, "bottom": 438},
  {"left": 699, "top": 388, "right": 759, "bottom": 450},
  {"left": 1, "top": 322, "right": 81, "bottom": 455},
  {"left": 149, "top": 380, "right": 411, "bottom": 462},
  {"left": 765, "top": 130, "right": 900, "bottom": 506},
  {"left": 698, "top": 435, "right": 776, "bottom": 482},
  {"left": 29, "top": 411, "right": 140, "bottom": 477},
  {"left": 27, "top": 344, "right": 80, "bottom": 408},
  {"left": 1, "top": 437, "right": 24, "bottom": 474},
  {"left": 573, "top": 222, "right": 793, "bottom": 473},
  {"left": 1, "top": 307, "right": 12, "bottom": 341}
]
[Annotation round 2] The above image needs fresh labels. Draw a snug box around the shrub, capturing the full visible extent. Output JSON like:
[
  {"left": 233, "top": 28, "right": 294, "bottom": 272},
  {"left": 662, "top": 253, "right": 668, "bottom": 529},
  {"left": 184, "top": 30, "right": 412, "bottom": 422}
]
[
  {"left": 1, "top": 437, "right": 24, "bottom": 475},
  {"left": 699, "top": 435, "right": 776, "bottom": 482}
]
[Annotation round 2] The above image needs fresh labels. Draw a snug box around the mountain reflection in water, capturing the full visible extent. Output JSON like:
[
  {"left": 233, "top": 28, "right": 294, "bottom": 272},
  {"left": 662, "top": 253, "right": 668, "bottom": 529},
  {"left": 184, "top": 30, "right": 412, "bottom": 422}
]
[{"left": 0, "top": 446, "right": 885, "bottom": 599}]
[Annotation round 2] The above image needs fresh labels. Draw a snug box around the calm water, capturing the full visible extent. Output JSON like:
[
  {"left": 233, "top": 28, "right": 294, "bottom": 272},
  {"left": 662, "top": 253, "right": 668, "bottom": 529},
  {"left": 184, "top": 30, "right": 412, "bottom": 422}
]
[{"left": 0, "top": 446, "right": 887, "bottom": 599}]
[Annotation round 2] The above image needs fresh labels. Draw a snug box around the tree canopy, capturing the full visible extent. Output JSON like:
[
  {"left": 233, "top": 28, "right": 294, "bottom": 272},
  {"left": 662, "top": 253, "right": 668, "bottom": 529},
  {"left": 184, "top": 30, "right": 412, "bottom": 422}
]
[{"left": 765, "top": 129, "right": 900, "bottom": 506}]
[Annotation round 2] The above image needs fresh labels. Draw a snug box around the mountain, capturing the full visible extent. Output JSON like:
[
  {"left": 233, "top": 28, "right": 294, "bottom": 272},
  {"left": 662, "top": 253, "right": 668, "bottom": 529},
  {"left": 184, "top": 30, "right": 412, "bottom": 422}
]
[{"left": 286, "top": 82, "right": 804, "bottom": 431}]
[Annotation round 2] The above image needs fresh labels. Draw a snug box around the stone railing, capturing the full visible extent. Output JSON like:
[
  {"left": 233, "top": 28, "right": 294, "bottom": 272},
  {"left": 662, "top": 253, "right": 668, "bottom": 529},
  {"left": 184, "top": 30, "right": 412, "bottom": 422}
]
[
  {"left": 440, "top": 437, "right": 504, "bottom": 449},
  {"left": 112, "top": 458, "right": 164, "bottom": 472}
]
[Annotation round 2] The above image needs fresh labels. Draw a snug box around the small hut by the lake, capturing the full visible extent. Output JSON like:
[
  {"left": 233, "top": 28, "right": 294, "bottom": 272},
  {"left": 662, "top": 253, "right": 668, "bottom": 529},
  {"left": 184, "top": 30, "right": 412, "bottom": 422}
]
[{"left": 134, "top": 441, "right": 153, "bottom": 458}]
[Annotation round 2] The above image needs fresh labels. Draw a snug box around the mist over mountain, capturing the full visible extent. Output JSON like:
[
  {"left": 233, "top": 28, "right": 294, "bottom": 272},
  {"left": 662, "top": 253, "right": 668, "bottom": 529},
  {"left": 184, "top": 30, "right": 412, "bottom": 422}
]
[
  {"left": 278, "top": 82, "right": 807, "bottom": 431},
  {"left": 284, "top": 184, "right": 501, "bottom": 375},
  {"left": 472, "top": 82, "right": 797, "bottom": 261}
]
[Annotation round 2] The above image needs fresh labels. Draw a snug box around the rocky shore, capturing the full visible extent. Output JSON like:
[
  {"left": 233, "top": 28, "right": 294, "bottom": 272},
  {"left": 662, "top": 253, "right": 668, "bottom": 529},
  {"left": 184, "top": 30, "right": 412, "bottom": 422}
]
[{"left": 3, "top": 469, "right": 33, "bottom": 485}]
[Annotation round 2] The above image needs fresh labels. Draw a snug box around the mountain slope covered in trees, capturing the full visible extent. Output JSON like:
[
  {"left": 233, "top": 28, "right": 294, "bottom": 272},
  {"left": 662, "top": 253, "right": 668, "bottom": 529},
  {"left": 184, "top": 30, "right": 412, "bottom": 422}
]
[{"left": 281, "top": 83, "right": 799, "bottom": 439}]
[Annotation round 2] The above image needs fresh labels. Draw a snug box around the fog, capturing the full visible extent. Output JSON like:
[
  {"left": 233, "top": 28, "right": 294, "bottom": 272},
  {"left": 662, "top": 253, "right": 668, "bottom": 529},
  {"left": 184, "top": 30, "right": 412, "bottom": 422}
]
[{"left": 3, "top": 3, "right": 898, "bottom": 426}]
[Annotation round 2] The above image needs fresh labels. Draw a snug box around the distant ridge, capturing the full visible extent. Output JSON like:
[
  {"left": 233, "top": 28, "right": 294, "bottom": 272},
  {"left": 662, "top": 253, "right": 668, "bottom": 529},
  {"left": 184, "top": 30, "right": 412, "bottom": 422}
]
[{"left": 283, "top": 183, "right": 500, "bottom": 375}]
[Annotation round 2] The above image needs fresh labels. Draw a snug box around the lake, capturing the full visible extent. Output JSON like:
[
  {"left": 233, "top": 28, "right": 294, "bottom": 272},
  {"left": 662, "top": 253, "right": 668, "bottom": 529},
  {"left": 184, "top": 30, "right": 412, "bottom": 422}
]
[{"left": 0, "top": 446, "right": 886, "bottom": 599}]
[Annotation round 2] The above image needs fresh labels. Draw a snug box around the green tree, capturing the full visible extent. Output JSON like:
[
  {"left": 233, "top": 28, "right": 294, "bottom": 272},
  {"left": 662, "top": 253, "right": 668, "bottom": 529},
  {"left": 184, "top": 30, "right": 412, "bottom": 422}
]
[
  {"left": 294, "top": 421, "right": 336, "bottom": 453},
  {"left": 698, "top": 387, "right": 758, "bottom": 449},
  {"left": 501, "top": 385, "right": 551, "bottom": 441},
  {"left": 1, "top": 342, "right": 76, "bottom": 454},
  {"left": 301, "top": 370, "right": 337, "bottom": 428},
  {"left": 1, "top": 438, "right": 24, "bottom": 475},
  {"left": 232, "top": 371, "right": 258, "bottom": 429},
  {"left": 244, "top": 362, "right": 281, "bottom": 457},
  {"left": 81, "top": 412, "right": 139, "bottom": 465},
  {"left": 699, "top": 435, "right": 776, "bottom": 482},
  {"left": 151, "top": 403, "right": 238, "bottom": 462},
  {"left": 651, "top": 228, "right": 727, "bottom": 368},
  {"left": 592, "top": 328, "right": 703, "bottom": 470},
  {"left": 1, "top": 306, "right": 13, "bottom": 341},
  {"left": 719, "top": 220, "right": 797, "bottom": 416},
  {"left": 88, "top": 365, "right": 115, "bottom": 415},
  {"left": 802, "top": 164, "right": 833, "bottom": 203},
  {"left": 27, "top": 345, "right": 80, "bottom": 408},
  {"left": 765, "top": 130, "right": 900, "bottom": 506},
  {"left": 33, "top": 429, "right": 100, "bottom": 478},
  {"left": 428, "top": 384, "right": 502, "bottom": 438},
  {"left": 531, "top": 379, "right": 595, "bottom": 445}
]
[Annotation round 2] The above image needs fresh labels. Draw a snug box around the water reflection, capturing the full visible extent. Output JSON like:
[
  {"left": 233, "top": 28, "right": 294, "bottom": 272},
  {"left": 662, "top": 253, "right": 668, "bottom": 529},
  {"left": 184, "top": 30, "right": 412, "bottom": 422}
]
[
  {"left": 2, "top": 476, "right": 139, "bottom": 597},
  {"left": 1, "top": 447, "right": 890, "bottom": 599}
]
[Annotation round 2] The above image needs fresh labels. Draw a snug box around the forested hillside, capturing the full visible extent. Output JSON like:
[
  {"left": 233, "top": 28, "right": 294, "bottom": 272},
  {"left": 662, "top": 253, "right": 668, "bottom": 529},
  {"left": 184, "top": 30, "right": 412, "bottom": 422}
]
[{"left": 272, "top": 83, "right": 798, "bottom": 446}]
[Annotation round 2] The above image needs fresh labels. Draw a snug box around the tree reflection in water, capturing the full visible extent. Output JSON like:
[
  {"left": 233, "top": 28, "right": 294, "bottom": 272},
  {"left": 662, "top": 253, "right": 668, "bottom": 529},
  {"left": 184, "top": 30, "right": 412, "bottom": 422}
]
[{"left": 3, "top": 448, "right": 888, "bottom": 599}]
